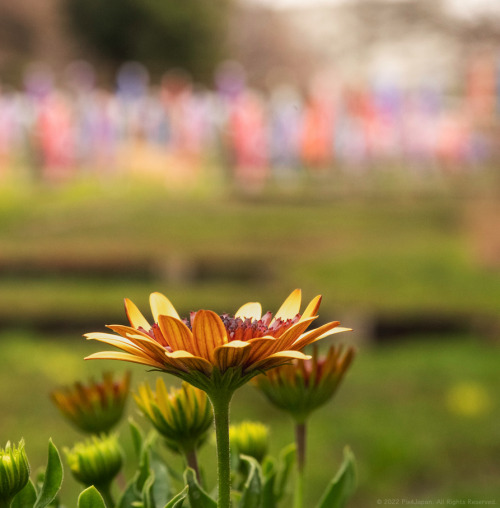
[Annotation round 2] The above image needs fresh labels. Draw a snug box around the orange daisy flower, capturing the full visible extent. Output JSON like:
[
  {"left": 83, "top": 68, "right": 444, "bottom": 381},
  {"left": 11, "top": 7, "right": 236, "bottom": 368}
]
[{"left": 85, "top": 289, "right": 349, "bottom": 393}]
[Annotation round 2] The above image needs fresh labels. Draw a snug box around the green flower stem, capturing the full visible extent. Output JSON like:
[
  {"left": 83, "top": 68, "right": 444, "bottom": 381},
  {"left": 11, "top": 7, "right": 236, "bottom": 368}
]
[
  {"left": 293, "top": 422, "right": 307, "bottom": 508},
  {"left": 209, "top": 389, "right": 234, "bottom": 508},
  {"left": 185, "top": 449, "right": 202, "bottom": 485},
  {"left": 96, "top": 482, "right": 114, "bottom": 508}
]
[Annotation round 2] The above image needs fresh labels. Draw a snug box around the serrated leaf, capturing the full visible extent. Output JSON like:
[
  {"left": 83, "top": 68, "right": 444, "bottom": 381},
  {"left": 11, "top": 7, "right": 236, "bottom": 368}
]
[
  {"left": 164, "top": 486, "right": 188, "bottom": 508},
  {"left": 78, "top": 486, "right": 107, "bottom": 508},
  {"left": 315, "top": 447, "right": 356, "bottom": 508},
  {"left": 184, "top": 468, "right": 216, "bottom": 508},
  {"left": 238, "top": 455, "right": 262, "bottom": 508},
  {"left": 33, "top": 439, "right": 63, "bottom": 508},
  {"left": 11, "top": 479, "right": 37, "bottom": 507},
  {"left": 275, "top": 444, "right": 295, "bottom": 501}
]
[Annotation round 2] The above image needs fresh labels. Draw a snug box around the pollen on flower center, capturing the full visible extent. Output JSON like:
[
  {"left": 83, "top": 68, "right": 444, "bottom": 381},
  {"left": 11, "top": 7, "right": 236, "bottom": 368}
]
[{"left": 180, "top": 311, "right": 301, "bottom": 341}]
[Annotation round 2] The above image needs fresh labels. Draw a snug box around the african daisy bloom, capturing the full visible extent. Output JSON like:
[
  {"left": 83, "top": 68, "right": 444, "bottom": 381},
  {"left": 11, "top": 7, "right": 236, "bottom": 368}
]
[
  {"left": 84, "top": 289, "right": 349, "bottom": 508},
  {"left": 84, "top": 289, "right": 349, "bottom": 394},
  {"left": 51, "top": 372, "right": 131, "bottom": 435}
]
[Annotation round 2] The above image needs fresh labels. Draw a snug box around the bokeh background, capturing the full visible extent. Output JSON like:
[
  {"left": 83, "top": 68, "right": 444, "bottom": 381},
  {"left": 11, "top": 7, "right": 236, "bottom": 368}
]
[{"left": 0, "top": 0, "right": 499, "bottom": 506}]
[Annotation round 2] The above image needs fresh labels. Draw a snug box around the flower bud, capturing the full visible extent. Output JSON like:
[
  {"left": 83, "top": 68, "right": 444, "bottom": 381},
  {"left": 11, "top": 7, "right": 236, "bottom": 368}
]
[
  {"left": 134, "top": 379, "right": 213, "bottom": 455},
  {"left": 51, "top": 372, "right": 131, "bottom": 434},
  {"left": 230, "top": 421, "right": 269, "bottom": 464},
  {"left": 253, "top": 345, "right": 355, "bottom": 423},
  {"left": 65, "top": 434, "right": 123, "bottom": 489},
  {"left": 0, "top": 440, "right": 30, "bottom": 505}
]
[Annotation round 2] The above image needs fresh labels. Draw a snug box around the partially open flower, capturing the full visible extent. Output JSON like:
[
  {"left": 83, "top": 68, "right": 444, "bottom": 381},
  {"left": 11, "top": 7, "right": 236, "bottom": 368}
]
[
  {"left": 0, "top": 440, "right": 30, "bottom": 506},
  {"left": 51, "top": 372, "right": 131, "bottom": 434},
  {"left": 253, "top": 345, "right": 355, "bottom": 423},
  {"left": 134, "top": 379, "right": 213, "bottom": 456},
  {"left": 65, "top": 434, "right": 123, "bottom": 489},
  {"left": 85, "top": 290, "right": 350, "bottom": 395},
  {"left": 230, "top": 421, "right": 269, "bottom": 464}
]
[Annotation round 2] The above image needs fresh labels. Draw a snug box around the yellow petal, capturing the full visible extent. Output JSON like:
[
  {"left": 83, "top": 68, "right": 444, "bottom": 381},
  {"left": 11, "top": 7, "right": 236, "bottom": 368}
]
[
  {"left": 106, "top": 324, "right": 155, "bottom": 340},
  {"left": 158, "top": 315, "right": 195, "bottom": 354},
  {"left": 273, "top": 289, "right": 302, "bottom": 321},
  {"left": 192, "top": 310, "right": 228, "bottom": 362},
  {"left": 235, "top": 302, "right": 262, "bottom": 321},
  {"left": 165, "top": 350, "right": 213, "bottom": 376},
  {"left": 85, "top": 333, "right": 161, "bottom": 363},
  {"left": 124, "top": 298, "right": 151, "bottom": 330},
  {"left": 85, "top": 351, "right": 165, "bottom": 369},
  {"left": 271, "top": 317, "right": 316, "bottom": 352},
  {"left": 245, "top": 336, "right": 276, "bottom": 363},
  {"left": 249, "top": 350, "right": 311, "bottom": 371},
  {"left": 300, "top": 295, "right": 322, "bottom": 321},
  {"left": 214, "top": 341, "right": 251, "bottom": 372},
  {"left": 291, "top": 321, "right": 346, "bottom": 351},
  {"left": 150, "top": 292, "right": 180, "bottom": 321}
]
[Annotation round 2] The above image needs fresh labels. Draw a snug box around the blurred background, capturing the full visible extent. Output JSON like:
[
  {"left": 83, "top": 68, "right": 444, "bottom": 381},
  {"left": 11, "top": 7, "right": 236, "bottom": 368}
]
[{"left": 0, "top": 0, "right": 499, "bottom": 505}]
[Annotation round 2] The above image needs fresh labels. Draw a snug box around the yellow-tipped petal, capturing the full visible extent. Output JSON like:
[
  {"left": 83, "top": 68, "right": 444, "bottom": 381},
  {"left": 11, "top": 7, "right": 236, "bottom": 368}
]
[
  {"left": 85, "top": 351, "right": 165, "bottom": 369},
  {"left": 249, "top": 350, "right": 311, "bottom": 371},
  {"left": 106, "top": 324, "right": 155, "bottom": 340},
  {"left": 158, "top": 315, "right": 195, "bottom": 354},
  {"left": 235, "top": 302, "right": 262, "bottom": 321},
  {"left": 246, "top": 336, "right": 276, "bottom": 363},
  {"left": 291, "top": 321, "right": 342, "bottom": 350},
  {"left": 165, "top": 350, "right": 213, "bottom": 376},
  {"left": 300, "top": 295, "right": 322, "bottom": 321},
  {"left": 273, "top": 289, "right": 302, "bottom": 321},
  {"left": 150, "top": 292, "right": 180, "bottom": 321},
  {"left": 271, "top": 317, "right": 317, "bottom": 351},
  {"left": 214, "top": 341, "right": 251, "bottom": 372},
  {"left": 192, "top": 310, "right": 228, "bottom": 362},
  {"left": 124, "top": 298, "right": 150, "bottom": 330}
]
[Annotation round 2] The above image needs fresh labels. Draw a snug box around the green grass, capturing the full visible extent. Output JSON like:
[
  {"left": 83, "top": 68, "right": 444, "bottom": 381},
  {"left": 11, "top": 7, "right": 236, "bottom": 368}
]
[
  {"left": 1, "top": 178, "right": 500, "bottom": 323},
  {"left": 0, "top": 331, "right": 497, "bottom": 507}
]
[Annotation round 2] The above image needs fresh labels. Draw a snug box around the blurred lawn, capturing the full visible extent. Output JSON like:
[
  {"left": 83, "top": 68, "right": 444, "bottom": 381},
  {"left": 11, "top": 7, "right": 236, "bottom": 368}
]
[
  {"left": 0, "top": 175, "right": 499, "bottom": 506},
  {"left": 0, "top": 331, "right": 497, "bottom": 507}
]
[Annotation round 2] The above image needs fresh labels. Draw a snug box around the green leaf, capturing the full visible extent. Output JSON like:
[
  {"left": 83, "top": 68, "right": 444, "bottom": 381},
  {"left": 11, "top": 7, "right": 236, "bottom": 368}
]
[
  {"left": 149, "top": 450, "right": 171, "bottom": 505},
  {"left": 184, "top": 468, "right": 216, "bottom": 508},
  {"left": 116, "top": 479, "right": 141, "bottom": 508},
  {"left": 33, "top": 439, "right": 64, "bottom": 508},
  {"left": 78, "top": 486, "right": 107, "bottom": 508},
  {"left": 315, "top": 447, "right": 356, "bottom": 508},
  {"left": 274, "top": 444, "right": 295, "bottom": 501},
  {"left": 11, "top": 479, "right": 37, "bottom": 507},
  {"left": 129, "top": 418, "right": 145, "bottom": 458},
  {"left": 142, "top": 471, "right": 156, "bottom": 508},
  {"left": 260, "top": 457, "right": 277, "bottom": 508},
  {"left": 238, "top": 456, "right": 262, "bottom": 508},
  {"left": 164, "top": 486, "right": 188, "bottom": 508}
]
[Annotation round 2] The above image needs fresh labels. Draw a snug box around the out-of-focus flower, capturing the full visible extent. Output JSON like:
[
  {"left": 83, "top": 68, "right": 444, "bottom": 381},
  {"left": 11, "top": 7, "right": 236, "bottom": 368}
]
[
  {"left": 230, "top": 421, "right": 269, "bottom": 464},
  {"left": 134, "top": 379, "right": 213, "bottom": 455},
  {"left": 85, "top": 290, "right": 349, "bottom": 394},
  {"left": 0, "top": 440, "right": 30, "bottom": 505},
  {"left": 65, "top": 434, "right": 123, "bottom": 489},
  {"left": 253, "top": 345, "right": 355, "bottom": 423},
  {"left": 51, "top": 372, "right": 131, "bottom": 434},
  {"left": 446, "top": 381, "right": 492, "bottom": 418}
]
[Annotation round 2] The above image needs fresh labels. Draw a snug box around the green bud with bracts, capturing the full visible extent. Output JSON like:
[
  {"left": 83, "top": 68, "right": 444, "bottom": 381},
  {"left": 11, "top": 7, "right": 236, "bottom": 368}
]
[
  {"left": 253, "top": 345, "right": 355, "bottom": 424},
  {"left": 65, "top": 434, "right": 122, "bottom": 507},
  {"left": 0, "top": 440, "right": 30, "bottom": 507},
  {"left": 230, "top": 421, "right": 269, "bottom": 464}
]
